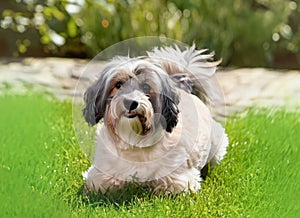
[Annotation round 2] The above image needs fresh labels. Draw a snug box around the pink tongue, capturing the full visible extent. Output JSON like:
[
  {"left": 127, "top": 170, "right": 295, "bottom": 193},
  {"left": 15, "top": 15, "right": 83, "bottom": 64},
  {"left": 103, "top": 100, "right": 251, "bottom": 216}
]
[{"left": 124, "top": 111, "right": 137, "bottom": 118}]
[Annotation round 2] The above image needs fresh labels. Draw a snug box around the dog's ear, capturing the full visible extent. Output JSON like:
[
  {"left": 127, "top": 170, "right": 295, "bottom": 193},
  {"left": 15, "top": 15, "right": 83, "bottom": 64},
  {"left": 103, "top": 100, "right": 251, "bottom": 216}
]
[
  {"left": 82, "top": 77, "right": 107, "bottom": 126},
  {"left": 161, "top": 96, "right": 179, "bottom": 133},
  {"left": 161, "top": 79, "right": 180, "bottom": 133}
]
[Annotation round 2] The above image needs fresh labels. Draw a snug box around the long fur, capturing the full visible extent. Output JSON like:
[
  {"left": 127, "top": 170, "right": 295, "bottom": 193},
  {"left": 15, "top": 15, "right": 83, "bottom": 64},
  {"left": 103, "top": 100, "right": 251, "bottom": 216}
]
[
  {"left": 82, "top": 45, "right": 228, "bottom": 194},
  {"left": 147, "top": 44, "right": 224, "bottom": 111}
]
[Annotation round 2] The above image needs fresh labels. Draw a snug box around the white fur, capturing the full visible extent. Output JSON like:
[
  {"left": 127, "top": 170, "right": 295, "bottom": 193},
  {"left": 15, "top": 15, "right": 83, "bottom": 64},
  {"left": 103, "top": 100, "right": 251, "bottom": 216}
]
[
  {"left": 84, "top": 89, "right": 228, "bottom": 194},
  {"left": 83, "top": 45, "right": 228, "bottom": 194}
]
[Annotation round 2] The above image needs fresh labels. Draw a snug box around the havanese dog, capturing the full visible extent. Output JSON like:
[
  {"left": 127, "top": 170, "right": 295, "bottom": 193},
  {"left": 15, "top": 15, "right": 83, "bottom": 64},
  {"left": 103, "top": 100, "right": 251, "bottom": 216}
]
[{"left": 82, "top": 44, "right": 228, "bottom": 194}]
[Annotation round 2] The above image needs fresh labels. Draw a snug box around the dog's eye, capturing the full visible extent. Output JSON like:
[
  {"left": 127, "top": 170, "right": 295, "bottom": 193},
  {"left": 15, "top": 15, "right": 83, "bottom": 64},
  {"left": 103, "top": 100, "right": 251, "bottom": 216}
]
[
  {"left": 142, "top": 84, "right": 151, "bottom": 94},
  {"left": 115, "top": 81, "right": 123, "bottom": 89}
]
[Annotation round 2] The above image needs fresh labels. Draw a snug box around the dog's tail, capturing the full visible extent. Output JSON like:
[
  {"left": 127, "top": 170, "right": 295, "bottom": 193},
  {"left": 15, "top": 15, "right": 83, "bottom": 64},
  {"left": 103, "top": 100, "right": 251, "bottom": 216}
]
[{"left": 147, "top": 44, "right": 224, "bottom": 115}]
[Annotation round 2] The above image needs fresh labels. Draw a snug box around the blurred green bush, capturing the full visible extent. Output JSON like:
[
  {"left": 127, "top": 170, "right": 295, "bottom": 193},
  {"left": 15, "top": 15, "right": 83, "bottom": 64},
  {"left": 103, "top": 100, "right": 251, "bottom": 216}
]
[{"left": 1, "top": 0, "right": 299, "bottom": 68}]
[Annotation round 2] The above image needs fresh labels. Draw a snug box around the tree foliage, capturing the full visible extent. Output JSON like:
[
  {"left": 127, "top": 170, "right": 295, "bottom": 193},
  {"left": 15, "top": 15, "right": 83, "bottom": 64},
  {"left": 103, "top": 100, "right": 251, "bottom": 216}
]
[{"left": 1, "top": 0, "right": 300, "bottom": 67}]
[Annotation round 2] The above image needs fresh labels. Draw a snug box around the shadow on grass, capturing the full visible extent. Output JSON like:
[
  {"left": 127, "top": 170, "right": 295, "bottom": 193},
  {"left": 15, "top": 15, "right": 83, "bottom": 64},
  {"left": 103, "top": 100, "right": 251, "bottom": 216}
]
[{"left": 76, "top": 182, "right": 158, "bottom": 208}]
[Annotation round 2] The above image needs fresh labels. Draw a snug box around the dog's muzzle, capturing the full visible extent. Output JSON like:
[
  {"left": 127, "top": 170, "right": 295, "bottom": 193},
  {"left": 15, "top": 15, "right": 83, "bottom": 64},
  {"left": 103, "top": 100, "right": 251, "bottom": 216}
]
[
  {"left": 109, "top": 90, "right": 157, "bottom": 147},
  {"left": 123, "top": 98, "right": 139, "bottom": 118}
]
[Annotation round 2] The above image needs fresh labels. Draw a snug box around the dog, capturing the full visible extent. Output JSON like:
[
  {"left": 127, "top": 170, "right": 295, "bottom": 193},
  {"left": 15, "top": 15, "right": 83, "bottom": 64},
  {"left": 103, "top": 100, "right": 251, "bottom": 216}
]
[{"left": 82, "top": 44, "right": 228, "bottom": 194}]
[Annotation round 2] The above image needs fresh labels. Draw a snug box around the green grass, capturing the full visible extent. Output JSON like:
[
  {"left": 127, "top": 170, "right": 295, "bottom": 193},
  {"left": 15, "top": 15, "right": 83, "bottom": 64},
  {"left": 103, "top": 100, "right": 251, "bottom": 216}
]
[{"left": 0, "top": 94, "right": 299, "bottom": 217}]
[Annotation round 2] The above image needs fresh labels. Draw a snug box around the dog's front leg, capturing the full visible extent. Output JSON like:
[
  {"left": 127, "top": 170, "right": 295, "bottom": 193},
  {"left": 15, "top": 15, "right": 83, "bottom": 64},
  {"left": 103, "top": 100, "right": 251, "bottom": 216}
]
[
  {"left": 152, "top": 168, "right": 202, "bottom": 194},
  {"left": 84, "top": 166, "right": 125, "bottom": 193}
]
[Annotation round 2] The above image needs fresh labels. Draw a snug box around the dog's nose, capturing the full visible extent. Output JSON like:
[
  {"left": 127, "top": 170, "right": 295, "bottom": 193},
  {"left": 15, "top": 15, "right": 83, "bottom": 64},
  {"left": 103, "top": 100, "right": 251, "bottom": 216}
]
[{"left": 123, "top": 98, "right": 139, "bottom": 111}]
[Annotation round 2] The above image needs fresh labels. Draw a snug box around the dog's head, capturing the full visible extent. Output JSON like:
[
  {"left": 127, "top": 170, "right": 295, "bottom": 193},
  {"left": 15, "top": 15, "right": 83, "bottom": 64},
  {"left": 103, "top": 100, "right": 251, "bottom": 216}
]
[{"left": 83, "top": 57, "right": 180, "bottom": 147}]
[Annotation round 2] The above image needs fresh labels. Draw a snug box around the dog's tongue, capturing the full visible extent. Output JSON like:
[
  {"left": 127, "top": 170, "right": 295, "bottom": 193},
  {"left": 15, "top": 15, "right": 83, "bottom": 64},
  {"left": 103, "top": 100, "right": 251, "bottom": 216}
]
[{"left": 124, "top": 111, "right": 137, "bottom": 118}]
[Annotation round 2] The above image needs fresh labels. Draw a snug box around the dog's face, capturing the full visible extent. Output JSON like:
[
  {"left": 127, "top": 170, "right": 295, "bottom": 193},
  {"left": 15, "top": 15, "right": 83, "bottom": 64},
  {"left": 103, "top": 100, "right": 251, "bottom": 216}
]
[{"left": 83, "top": 58, "right": 180, "bottom": 148}]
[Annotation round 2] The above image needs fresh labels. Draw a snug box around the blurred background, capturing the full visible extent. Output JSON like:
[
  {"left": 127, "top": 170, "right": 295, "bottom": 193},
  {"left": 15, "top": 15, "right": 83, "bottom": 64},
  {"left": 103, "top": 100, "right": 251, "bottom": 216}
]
[{"left": 0, "top": 0, "right": 300, "bottom": 69}]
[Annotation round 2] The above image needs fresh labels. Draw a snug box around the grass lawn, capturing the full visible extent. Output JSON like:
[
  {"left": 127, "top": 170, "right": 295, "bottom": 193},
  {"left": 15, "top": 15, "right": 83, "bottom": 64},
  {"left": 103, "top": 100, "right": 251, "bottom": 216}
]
[{"left": 0, "top": 93, "right": 299, "bottom": 217}]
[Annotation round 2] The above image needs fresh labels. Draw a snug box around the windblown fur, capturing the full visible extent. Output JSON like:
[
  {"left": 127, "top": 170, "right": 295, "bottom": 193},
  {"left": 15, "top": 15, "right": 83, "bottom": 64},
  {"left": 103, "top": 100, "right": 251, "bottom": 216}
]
[{"left": 82, "top": 44, "right": 228, "bottom": 194}]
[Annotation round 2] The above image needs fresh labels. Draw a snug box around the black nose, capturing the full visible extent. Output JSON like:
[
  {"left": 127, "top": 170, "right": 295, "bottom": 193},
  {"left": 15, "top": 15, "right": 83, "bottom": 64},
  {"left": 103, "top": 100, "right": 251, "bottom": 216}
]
[{"left": 123, "top": 98, "right": 139, "bottom": 111}]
